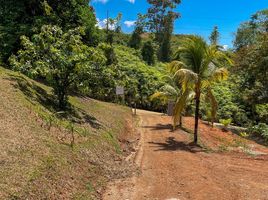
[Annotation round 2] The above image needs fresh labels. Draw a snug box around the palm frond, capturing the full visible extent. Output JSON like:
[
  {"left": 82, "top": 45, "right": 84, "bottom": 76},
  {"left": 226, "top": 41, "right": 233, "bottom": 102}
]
[
  {"left": 173, "top": 89, "right": 191, "bottom": 129},
  {"left": 210, "top": 67, "right": 228, "bottom": 82},
  {"left": 150, "top": 91, "right": 168, "bottom": 102},
  {"left": 168, "top": 61, "right": 186, "bottom": 73},
  {"left": 150, "top": 84, "right": 180, "bottom": 103},
  {"left": 160, "top": 84, "right": 180, "bottom": 97},
  {"left": 174, "top": 69, "right": 198, "bottom": 92}
]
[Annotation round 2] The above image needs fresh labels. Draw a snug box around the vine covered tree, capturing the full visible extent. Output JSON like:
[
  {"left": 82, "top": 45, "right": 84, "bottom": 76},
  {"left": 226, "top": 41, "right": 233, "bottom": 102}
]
[{"left": 170, "top": 36, "right": 232, "bottom": 144}]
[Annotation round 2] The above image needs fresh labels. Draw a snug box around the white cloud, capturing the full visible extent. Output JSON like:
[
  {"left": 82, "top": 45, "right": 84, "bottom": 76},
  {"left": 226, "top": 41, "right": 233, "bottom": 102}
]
[
  {"left": 96, "top": 18, "right": 115, "bottom": 30},
  {"left": 124, "top": 20, "right": 136, "bottom": 28},
  {"left": 223, "top": 45, "right": 228, "bottom": 51},
  {"left": 93, "top": 0, "right": 109, "bottom": 4},
  {"left": 127, "top": 0, "right": 135, "bottom": 3}
]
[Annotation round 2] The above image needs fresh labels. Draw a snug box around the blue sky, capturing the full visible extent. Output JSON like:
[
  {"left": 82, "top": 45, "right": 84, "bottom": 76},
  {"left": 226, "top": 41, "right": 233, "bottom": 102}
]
[{"left": 91, "top": 0, "right": 268, "bottom": 48}]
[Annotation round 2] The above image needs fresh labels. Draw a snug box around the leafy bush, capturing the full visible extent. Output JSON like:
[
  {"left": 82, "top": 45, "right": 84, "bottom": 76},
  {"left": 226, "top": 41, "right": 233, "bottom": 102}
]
[
  {"left": 212, "top": 79, "right": 249, "bottom": 126},
  {"left": 219, "top": 118, "right": 232, "bottom": 127},
  {"left": 239, "top": 132, "right": 249, "bottom": 138},
  {"left": 141, "top": 40, "right": 155, "bottom": 65},
  {"left": 248, "top": 123, "right": 268, "bottom": 142},
  {"left": 98, "top": 43, "right": 117, "bottom": 65},
  {"left": 114, "top": 45, "right": 166, "bottom": 111},
  {"left": 256, "top": 104, "right": 268, "bottom": 124}
]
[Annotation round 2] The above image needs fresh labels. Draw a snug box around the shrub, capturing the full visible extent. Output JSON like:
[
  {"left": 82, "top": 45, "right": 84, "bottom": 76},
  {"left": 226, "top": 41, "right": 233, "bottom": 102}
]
[
  {"left": 141, "top": 40, "right": 155, "bottom": 65},
  {"left": 256, "top": 104, "right": 268, "bottom": 124},
  {"left": 212, "top": 79, "right": 250, "bottom": 126},
  {"left": 248, "top": 123, "right": 268, "bottom": 142},
  {"left": 219, "top": 118, "right": 232, "bottom": 131},
  {"left": 239, "top": 132, "right": 249, "bottom": 138}
]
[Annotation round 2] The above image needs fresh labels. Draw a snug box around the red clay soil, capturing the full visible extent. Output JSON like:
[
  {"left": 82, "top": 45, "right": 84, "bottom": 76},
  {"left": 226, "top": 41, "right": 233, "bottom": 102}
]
[{"left": 103, "top": 110, "right": 268, "bottom": 200}]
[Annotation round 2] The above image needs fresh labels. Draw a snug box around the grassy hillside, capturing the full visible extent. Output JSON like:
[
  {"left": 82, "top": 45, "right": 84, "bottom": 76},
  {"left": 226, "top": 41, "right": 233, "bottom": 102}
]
[{"left": 0, "top": 67, "right": 137, "bottom": 199}]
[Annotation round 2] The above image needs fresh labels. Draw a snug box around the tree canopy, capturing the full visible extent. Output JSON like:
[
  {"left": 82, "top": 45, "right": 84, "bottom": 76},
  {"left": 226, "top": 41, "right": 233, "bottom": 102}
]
[{"left": 10, "top": 25, "right": 104, "bottom": 109}]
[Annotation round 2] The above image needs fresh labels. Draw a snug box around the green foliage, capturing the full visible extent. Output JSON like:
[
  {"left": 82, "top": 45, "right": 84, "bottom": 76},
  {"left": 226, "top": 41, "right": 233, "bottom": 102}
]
[
  {"left": 0, "top": 0, "right": 99, "bottom": 63},
  {"left": 98, "top": 43, "right": 117, "bottom": 65},
  {"left": 158, "top": 14, "right": 173, "bottom": 62},
  {"left": 256, "top": 104, "right": 268, "bottom": 123},
  {"left": 129, "top": 26, "right": 143, "bottom": 49},
  {"left": 234, "top": 33, "right": 268, "bottom": 124},
  {"left": 171, "top": 36, "right": 230, "bottom": 125},
  {"left": 211, "top": 79, "right": 249, "bottom": 126},
  {"left": 10, "top": 25, "right": 105, "bottom": 109},
  {"left": 219, "top": 118, "right": 232, "bottom": 127},
  {"left": 209, "top": 26, "right": 219, "bottom": 45},
  {"left": 249, "top": 123, "right": 268, "bottom": 142},
  {"left": 114, "top": 45, "right": 165, "bottom": 110},
  {"left": 128, "top": 14, "right": 146, "bottom": 49},
  {"left": 171, "top": 36, "right": 232, "bottom": 142},
  {"left": 240, "top": 132, "right": 249, "bottom": 138},
  {"left": 147, "top": 0, "right": 181, "bottom": 42},
  {"left": 146, "top": 0, "right": 181, "bottom": 62},
  {"left": 141, "top": 40, "right": 155, "bottom": 65},
  {"left": 105, "top": 13, "right": 123, "bottom": 45},
  {"left": 234, "top": 9, "right": 268, "bottom": 49}
]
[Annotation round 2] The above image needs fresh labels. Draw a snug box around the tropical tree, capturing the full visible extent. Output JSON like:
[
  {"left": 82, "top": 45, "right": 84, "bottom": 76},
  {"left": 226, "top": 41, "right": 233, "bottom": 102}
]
[
  {"left": 146, "top": 0, "right": 181, "bottom": 62},
  {"left": 10, "top": 25, "right": 104, "bottom": 109},
  {"left": 234, "top": 9, "right": 268, "bottom": 50},
  {"left": 0, "top": 0, "right": 99, "bottom": 63},
  {"left": 170, "top": 36, "right": 231, "bottom": 144}
]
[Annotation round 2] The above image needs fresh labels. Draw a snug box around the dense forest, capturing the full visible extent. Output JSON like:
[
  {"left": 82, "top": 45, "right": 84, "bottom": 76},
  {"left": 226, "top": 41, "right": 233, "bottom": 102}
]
[{"left": 0, "top": 0, "right": 267, "bottom": 142}]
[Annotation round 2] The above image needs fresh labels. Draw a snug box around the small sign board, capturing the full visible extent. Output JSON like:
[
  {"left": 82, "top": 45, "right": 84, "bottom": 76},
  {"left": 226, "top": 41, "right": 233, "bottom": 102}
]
[{"left": 116, "top": 86, "right": 124, "bottom": 95}]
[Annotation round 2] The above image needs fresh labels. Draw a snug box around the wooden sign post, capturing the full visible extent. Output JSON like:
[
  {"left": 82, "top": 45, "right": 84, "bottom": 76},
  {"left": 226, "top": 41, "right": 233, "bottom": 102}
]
[{"left": 116, "top": 86, "right": 125, "bottom": 104}]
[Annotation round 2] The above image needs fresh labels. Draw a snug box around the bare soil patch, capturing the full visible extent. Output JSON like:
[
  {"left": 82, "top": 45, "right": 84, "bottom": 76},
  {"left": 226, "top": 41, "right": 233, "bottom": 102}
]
[{"left": 103, "top": 110, "right": 268, "bottom": 200}]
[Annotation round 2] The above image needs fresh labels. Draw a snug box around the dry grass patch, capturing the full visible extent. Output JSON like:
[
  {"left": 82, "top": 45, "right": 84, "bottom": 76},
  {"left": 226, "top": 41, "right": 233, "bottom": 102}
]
[{"left": 0, "top": 67, "right": 138, "bottom": 199}]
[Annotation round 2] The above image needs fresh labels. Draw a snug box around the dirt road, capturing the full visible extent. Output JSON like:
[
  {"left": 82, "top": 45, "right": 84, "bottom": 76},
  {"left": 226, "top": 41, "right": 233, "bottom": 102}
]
[{"left": 103, "top": 110, "right": 268, "bottom": 200}]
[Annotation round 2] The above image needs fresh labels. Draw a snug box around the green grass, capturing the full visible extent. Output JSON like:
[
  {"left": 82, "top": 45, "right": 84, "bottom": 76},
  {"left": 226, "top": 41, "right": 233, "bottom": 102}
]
[{"left": 0, "top": 67, "right": 134, "bottom": 199}]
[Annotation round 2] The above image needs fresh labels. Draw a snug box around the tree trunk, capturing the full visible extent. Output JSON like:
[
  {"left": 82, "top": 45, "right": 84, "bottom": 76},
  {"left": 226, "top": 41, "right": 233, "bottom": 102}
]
[
  {"left": 179, "top": 115, "right": 182, "bottom": 127},
  {"left": 194, "top": 83, "right": 201, "bottom": 144},
  {"left": 57, "top": 89, "right": 67, "bottom": 110}
]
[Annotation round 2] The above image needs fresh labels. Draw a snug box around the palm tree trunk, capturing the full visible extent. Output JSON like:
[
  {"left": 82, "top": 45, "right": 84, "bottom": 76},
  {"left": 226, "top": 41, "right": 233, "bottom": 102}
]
[{"left": 194, "top": 84, "right": 201, "bottom": 144}]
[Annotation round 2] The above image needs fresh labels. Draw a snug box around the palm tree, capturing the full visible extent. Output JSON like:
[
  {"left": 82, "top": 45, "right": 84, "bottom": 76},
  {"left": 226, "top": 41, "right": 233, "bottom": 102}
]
[
  {"left": 150, "top": 75, "right": 194, "bottom": 127},
  {"left": 150, "top": 75, "right": 180, "bottom": 103},
  {"left": 170, "top": 36, "right": 232, "bottom": 144}
]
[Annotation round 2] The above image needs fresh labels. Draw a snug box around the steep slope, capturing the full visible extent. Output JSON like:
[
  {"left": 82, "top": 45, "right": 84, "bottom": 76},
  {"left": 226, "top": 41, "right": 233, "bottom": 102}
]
[{"left": 0, "top": 67, "right": 137, "bottom": 199}]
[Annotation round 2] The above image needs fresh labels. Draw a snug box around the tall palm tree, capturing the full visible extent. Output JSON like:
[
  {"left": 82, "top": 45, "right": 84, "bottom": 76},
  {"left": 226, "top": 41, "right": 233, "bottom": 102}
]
[{"left": 170, "top": 36, "right": 232, "bottom": 144}]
